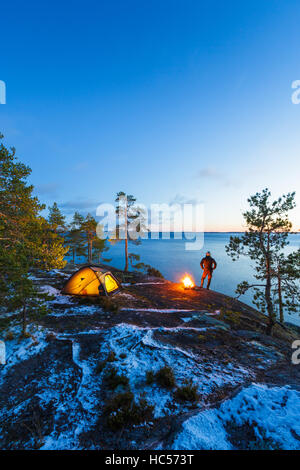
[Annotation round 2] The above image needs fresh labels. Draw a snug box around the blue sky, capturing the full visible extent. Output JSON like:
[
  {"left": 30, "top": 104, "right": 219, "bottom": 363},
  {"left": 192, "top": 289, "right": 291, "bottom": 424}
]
[{"left": 1, "top": 0, "right": 300, "bottom": 231}]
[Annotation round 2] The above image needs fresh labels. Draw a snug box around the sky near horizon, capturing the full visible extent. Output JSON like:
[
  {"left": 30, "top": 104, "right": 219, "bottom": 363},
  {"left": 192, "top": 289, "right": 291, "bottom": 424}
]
[{"left": 1, "top": 0, "right": 300, "bottom": 231}]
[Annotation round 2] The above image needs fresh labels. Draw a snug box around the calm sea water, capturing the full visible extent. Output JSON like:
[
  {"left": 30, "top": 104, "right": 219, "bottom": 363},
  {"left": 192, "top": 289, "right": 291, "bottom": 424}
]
[{"left": 73, "top": 233, "right": 300, "bottom": 326}]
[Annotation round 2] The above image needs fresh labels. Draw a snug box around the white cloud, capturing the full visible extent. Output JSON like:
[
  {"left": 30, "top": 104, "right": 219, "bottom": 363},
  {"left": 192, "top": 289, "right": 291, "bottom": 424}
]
[{"left": 197, "top": 167, "right": 237, "bottom": 187}]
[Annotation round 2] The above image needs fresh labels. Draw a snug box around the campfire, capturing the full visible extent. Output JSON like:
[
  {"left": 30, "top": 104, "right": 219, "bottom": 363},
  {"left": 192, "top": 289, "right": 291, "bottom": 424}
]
[{"left": 181, "top": 275, "right": 195, "bottom": 289}]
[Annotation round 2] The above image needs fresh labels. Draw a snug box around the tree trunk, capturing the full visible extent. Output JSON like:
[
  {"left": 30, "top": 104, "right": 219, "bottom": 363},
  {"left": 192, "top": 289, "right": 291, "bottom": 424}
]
[
  {"left": 278, "top": 275, "right": 284, "bottom": 323},
  {"left": 22, "top": 304, "right": 27, "bottom": 337},
  {"left": 265, "top": 233, "right": 275, "bottom": 334},
  {"left": 265, "top": 274, "right": 275, "bottom": 333},
  {"left": 125, "top": 238, "right": 128, "bottom": 272},
  {"left": 124, "top": 199, "right": 128, "bottom": 272},
  {"left": 88, "top": 239, "right": 92, "bottom": 263}
]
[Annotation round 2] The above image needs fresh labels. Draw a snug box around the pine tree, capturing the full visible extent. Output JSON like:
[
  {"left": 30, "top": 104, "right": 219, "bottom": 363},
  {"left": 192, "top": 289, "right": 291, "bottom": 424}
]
[
  {"left": 92, "top": 224, "right": 110, "bottom": 264},
  {"left": 80, "top": 213, "right": 98, "bottom": 263},
  {"left": 48, "top": 202, "right": 66, "bottom": 232},
  {"left": 0, "top": 134, "right": 68, "bottom": 334},
  {"left": 272, "top": 249, "right": 300, "bottom": 322},
  {"left": 65, "top": 212, "right": 86, "bottom": 264},
  {"left": 226, "top": 188, "right": 296, "bottom": 333},
  {"left": 114, "top": 192, "right": 147, "bottom": 272}
]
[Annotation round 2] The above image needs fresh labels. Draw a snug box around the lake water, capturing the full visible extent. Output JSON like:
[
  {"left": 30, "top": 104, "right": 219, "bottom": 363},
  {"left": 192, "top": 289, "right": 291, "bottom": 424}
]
[{"left": 73, "top": 233, "right": 300, "bottom": 326}]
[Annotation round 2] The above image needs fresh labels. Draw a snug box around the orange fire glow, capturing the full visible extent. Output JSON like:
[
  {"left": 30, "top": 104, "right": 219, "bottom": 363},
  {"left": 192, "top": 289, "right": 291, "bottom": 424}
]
[{"left": 182, "top": 275, "right": 195, "bottom": 289}]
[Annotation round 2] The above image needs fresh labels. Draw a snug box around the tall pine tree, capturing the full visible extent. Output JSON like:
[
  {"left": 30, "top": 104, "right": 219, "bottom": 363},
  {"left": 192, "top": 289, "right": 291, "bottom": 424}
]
[
  {"left": 0, "top": 134, "right": 68, "bottom": 334},
  {"left": 226, "top": 188, "right": 296, "bottom": 333},
  {"left": 48, "top": 202, "right": 66, "bottom": 232},
  {"left": 65, "top": 211, "right": 86, "bottom": 264},
  {"left": 114, "top": 192, "right": 147, "bottom": 272}
]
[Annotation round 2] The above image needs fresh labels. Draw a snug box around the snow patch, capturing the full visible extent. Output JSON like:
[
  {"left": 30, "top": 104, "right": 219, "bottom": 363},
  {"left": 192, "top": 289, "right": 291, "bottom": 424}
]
[
  {"left": 0, "top": 325, "right": 49, "bottom": 384},
  {"left": 99, "top": 323, "right": 251, "bottom": 419},
  {"left": 172, "top": 383, "right": 300, "bottom": 450},
  {"left": 121, "top": 308, "right": 196, "bottom": 313}
]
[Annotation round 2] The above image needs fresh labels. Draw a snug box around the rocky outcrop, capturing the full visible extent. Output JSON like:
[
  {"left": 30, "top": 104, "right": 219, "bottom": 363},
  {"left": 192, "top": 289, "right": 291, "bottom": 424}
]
[{"left": 0, "top": 267, "right": 299, "bottom": 450}]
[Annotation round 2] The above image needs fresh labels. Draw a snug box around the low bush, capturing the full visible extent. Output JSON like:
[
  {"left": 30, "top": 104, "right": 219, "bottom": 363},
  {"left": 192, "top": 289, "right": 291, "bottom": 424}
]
[
  {"left": 45, "top": 332, "right": 56, "bottom": 342},
  {"left": 146, "top": 266, "right": 164, "bottom": 279},
  {"left": 98, "top": 297, "right": 120, "bottom": 313},
  {"left": 175, "top": 379, "right": 199, "bottom": 403},
  {"left": 95, "top": 360, "right": 107, "bottom": 374},
  {"left": 104, "top": 367, "right": 129, "bottom": 390},
  {"left": 104, "top": 391, "right": 154, "bottom": 431},
  {"left": 155, "top": 366, "right": 176, "bottom": 389},
  {"left": 145, "top": 370, "right": 155, "bottom": 385},
  {"left": 5, "top": 331, "right": 15, "bottom": 341},
  {"left": 107, "top": 350, "right": 116, "bottom": 362}
]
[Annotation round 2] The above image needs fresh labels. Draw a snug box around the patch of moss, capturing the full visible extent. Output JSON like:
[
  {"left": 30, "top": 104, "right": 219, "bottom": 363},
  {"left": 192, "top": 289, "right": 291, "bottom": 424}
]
[
  {"left": 220, "top": 308, "right": 241, "bottom": 327},
  {"left": 198, "top": 334, "right": 206, "bottom": 342}
]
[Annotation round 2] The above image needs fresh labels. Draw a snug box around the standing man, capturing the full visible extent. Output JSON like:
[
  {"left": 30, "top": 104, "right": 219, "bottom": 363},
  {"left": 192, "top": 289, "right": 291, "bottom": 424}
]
[{"left": 200, "top": 251, "right": 217, "bottom": 289}]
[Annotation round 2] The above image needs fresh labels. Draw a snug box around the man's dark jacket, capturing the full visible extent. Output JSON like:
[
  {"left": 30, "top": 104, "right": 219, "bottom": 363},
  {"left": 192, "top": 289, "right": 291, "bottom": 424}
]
[{"left": 200, "top": 256, "right": 217, "bottom": 272}]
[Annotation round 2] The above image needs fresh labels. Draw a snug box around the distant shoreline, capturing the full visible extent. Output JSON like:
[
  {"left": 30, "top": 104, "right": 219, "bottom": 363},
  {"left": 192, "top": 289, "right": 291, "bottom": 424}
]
[{"left": 144, "top": 231, "right": 299, "bottom": 235}]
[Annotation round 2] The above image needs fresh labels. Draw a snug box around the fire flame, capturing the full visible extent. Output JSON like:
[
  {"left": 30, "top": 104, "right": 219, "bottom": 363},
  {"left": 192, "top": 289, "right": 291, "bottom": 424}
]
[{"left": 182, "top": 275, "right": 194, "bottom": 289}]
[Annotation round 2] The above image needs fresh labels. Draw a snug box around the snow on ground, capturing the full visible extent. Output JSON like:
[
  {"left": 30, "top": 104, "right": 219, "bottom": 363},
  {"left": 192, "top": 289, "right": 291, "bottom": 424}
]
[
  {"left": 171, "top": 383, "right": 300, "bottom": 450},
  {"left": 121, "top": 308, "right": 221, "bottom": 316},
  {"left": 245, "top": 340, "right": 284, "bottom": 368},
  {"left": 50, "top": 269, "right": 69, "bottom": 277},
  {"left": 39, "top": 285, "right": 60, "bottom": 296},
  {"left": 0, "top": 325, "right": 49, "bottom": 384},
  {"left": 180, "top": 317, "right": 193, "bottom": 323},
  {"left": 173, "top": 408, "right": 230, "bottom": 450},
  {"left": 98, "top": 323, "right": 252, "bottom": 418},
  {"left": 39, "top": 285, "right": 75, "bottom": 306},
  {"left": 122, "top": 282, "right": 168, "bottom": 286},
  {"left": 180, "top": 312, "right": 220, "bottom": 323},
  {"left": 48, "top": 305, "right": 102, "bottom": 317},
  {"left": 0, "top": 310, "right": 18, "bottom": 319},
  {"left": 116, "top": 292, "right": 136, "bottom": 300},
  {"left": 40, "top": 339, "right": 101, "bottom": 450},
  {"left": 121, "top": 308, "right": 198, "bottom": 313},
  {"left": 39, "top": 286, "right": 104, "bottom": 315},
  {"left": 56, "top": 329, "right": 103, "bottom": 337},
  {"left": 133, "top": 282, "right": 168, "bottom": 286}
]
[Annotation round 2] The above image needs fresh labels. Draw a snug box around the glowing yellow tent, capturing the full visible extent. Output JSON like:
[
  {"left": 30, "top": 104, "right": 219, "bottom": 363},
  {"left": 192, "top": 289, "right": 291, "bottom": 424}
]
[{"left": 62, "top": 265, "right": 121, "bottom": 296}]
